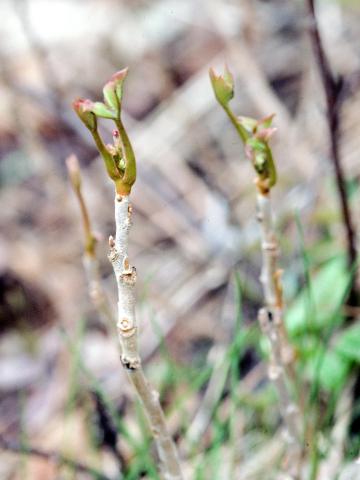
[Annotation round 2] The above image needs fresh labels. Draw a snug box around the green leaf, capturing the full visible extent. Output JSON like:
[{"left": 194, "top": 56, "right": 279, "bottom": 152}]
[
  {"left": 102, "top": 68, "right": 128, "bottom": 113},
  {"left": 90, "top": 102, "right": 117, "bottom": 119},
  {"left": 308, "top": 347, "right": 350, "bottom": 392},
  {"left": 286, "top": 256, "right": 349, "bottom": 336},
  {"left": 335, "top": 323, "right": 360, "bottom": 363},
  {"left": 111, "top": 68, "right": 128, "bottom": 102},
  {"left": 103, "top": 84, "right": 118, "bottom": 111}
]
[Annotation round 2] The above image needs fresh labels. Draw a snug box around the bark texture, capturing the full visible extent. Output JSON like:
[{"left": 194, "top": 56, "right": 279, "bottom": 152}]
[{"left": 108, "top": 194, "right": 183, "bottom": 480}]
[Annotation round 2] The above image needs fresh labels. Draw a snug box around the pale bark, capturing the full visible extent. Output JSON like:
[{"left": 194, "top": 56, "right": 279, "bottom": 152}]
[
  {"left": 256, "top": 188, "right": 302, "bottom": 479},
  {"left": 108, "top": 194, "right": 183, "bottom": 480}
]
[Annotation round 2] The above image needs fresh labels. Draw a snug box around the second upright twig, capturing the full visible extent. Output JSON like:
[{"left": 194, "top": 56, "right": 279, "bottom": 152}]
[{"left": 210, "top": 66, "right": 303, "bottom": 478}]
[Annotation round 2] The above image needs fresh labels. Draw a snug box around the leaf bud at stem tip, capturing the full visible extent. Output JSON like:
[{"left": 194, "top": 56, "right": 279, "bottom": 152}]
[{"left": 72, "top": 99, "right": 97, "bottom": 132}]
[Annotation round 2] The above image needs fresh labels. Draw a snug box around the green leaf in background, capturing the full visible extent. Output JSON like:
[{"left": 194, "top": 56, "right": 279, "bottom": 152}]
[
  {"left": 286, "top": 256, "right": 348, "bottom": 336},
  {"left": 308, "top": 347, "right": 351, "bottom": 392},
  {"left": 335, "top": 323, "right": 360, "bottom": 363}
]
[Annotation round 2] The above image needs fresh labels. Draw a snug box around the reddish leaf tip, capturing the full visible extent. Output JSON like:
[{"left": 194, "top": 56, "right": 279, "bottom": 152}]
[
  {"left": 110, "top": 67, "right": 129, "bottom": 82},
  {"left": 72, "top": 98, "right": 93, "bottom": 112}
]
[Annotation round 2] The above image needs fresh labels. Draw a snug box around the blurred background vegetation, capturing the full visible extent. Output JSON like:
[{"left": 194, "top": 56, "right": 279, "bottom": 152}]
[{"left": 0, "top": 0, "right": 360, "bottom": 478}]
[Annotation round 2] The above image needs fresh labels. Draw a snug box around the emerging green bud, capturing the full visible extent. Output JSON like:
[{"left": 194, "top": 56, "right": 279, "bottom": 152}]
[
  {"left": 209, "top": 66, "right": 249, "bottom": 143},
  {"left": 209, "top": 63, "right": 278, "bottom": 191},
  {"left": 245, "top": 130, "right": 277, "bottom": 189},
  {"left": 73, "top": 67, "right": 137, "bottom": 196},
  {"left": 209, "top": 66, "right": 234, "bottom": 107},
  {"left": 72, "top": 99, "right": 97, "bottom": 132}
]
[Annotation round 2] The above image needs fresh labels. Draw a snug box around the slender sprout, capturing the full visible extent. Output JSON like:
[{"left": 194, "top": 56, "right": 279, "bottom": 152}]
[
  {"left": 66, "top": 154, "right": 114, "bottom": 326},
  {"left": 73, "top": 69, "right": 183, "bottom": 480},
  {"left": 210, "top": 66, "right": 303, "bottom": 479}
]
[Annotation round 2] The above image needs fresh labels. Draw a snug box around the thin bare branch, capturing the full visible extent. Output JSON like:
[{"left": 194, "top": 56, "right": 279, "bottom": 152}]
[
  {"left": 0, "top": 435, "right": 111, "bottom": 480},
  {"left": 307, "top": 0, "right": 358, "bottom": 302}
]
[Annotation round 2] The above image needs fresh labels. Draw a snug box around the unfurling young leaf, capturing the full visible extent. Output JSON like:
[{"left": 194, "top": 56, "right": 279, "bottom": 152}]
[{"left": 102, "top": 68, "right": 129, "bottom": 117}]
